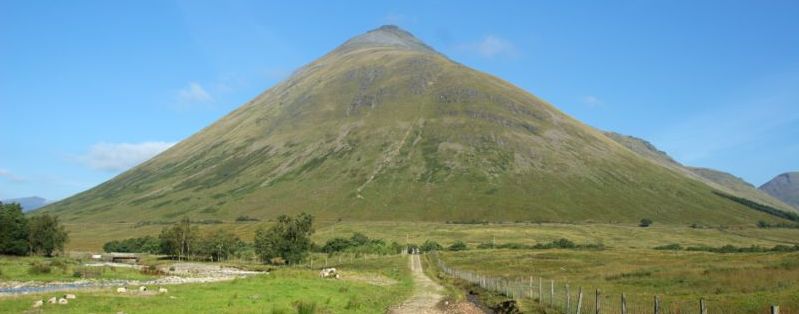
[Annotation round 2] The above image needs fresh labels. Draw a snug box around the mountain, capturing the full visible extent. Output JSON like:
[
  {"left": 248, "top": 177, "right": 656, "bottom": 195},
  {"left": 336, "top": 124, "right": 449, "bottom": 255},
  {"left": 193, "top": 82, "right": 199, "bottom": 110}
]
[
  {"left": 604, "top": 132, "right": 797, "bottom": 213},
  {"left": 760, "top": 172, "right": 799, "bottom": 209},
  {"left": 2, "top": 196, "right": 48, "bottom": 212},
  {"left": 37, "top": 26, "right": 790, "bottom": 225}
]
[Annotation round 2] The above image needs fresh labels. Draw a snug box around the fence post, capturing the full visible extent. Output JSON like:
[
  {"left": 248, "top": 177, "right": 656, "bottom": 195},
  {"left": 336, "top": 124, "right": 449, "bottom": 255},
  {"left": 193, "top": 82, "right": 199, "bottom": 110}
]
[
  {"left": 566, "top": 284, "right": 571, "bottom": 314},
  {"left": 771, "top": 305, "right": 780, "bottom": 314},
  {"left": 700, "top": 297, "right": 707, "bottom": 314},
  {"left": 529, "top": 276, "right": 533, "bottom": 299},
  {"left": 654, "top": 296, "right": 660, "bottom": 314},
  {"left": 551, "top": 280, "right": 555, "bottom": 306},
  {"left": 577, "top": 288, "right": 584, "bottom": 314},
  {"left": 539, "top": 277, "right": 543, "bottom": 301},
  {"left": 621, "top": 293, "right": 627, "bottom": 314},
  {"left": 595, "top": 289, "right": 601, "bottom": 314}
]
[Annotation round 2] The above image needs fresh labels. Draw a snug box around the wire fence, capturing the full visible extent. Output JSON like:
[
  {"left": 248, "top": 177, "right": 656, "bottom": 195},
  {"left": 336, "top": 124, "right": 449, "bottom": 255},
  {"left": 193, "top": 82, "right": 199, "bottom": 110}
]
[{"left": 432, "top": 253, "right": 785, "bottom": 314}]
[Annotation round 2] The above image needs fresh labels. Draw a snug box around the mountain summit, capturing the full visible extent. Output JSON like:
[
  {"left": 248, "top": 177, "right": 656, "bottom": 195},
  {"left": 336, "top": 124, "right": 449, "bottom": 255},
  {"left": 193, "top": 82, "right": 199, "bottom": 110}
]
[
  {"left": 760, "top": 172, "right": 799, "bottom": 209},
  {"left": 39, "top": 26, "right": 791, "bottom": 225},
  {"left": 336, "top": 25, "right": 435, "bottom": 53}
]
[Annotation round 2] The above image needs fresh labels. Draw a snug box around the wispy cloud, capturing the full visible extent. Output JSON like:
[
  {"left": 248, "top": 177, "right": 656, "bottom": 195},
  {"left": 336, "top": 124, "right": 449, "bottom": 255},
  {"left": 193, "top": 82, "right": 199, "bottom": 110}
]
[
  {"left": 456, "top": 35, "right": 519, "bottom": 59},
  {"left": 173, "top": 82, "right": 213, "bottom": 111},
  {"left": 654, "top": 82, "right": 799, "bottom": 163},
  {"left": 582, "top": 96, "right": 603, "bottom": 107},
  {"left": 0, "top": 169, "right": 26, "bottom": 183},
  {"left": 76, "top": 141, "right": 176, "bottom": 172}
]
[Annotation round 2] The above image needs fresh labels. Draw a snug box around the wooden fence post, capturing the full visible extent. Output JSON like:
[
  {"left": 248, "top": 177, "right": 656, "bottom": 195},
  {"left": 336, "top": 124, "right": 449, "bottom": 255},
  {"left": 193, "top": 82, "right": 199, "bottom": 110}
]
[
  {"left": 566, "top": 284, "right": 571, "bottom": 314},
  {"left": 539, "top": 277, "right": 543, "bottom": 301},
  {"left": 654, "top": 295, "right": 660, "bottom": 314},
  {"left": 771, "top": 305, "right": 780, "bottom": 314},
  {"left": 529, "top": 276, "right": 533, "bottom": 299},
  {"left": 596, "top": 289, "right": 601, "bottom": 314},
  {"left": 577, "top": 288, "right": 584, "bottom": 314},
  {"left": 700, "top": 297, "right": 707, "bottom": 314},
  {"left": 621, "top": 293, "right": 627, "bottom": 314}
]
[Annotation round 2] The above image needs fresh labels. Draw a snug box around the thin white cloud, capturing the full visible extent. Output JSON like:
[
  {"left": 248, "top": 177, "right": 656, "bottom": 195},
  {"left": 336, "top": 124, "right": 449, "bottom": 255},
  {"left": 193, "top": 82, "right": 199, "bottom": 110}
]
[
  {"left": 582, "top": 96, "right": 603, "bottom": 107},
  {"left": 77, "top": 141, "right": 176, "bottom": 172},
  {"left": 0, "top": 169, "right": 26, "bottom": 183},
  {"left": 178, "top": 82, "right": 212, "bottom": 103},
  {"left": 654, "top": 84, "right": 799, "bottom": 163},
  {"left": 456, "top": 35, "right": 519, "bottom": 59},
  {"left": 172, "top": 82, "right": 213, "bottom": 111}
]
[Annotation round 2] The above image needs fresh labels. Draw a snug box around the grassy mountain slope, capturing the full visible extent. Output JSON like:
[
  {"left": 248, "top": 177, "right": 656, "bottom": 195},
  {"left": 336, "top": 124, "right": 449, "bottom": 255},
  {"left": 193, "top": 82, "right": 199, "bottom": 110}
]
[
  {"left": 36, "top": 26, "right": 788, "bottom": 225},
  {"left": 760, "top": 172, "right": 799, "bottom": 209},
  {"left": 604, "top": 132, "right": 797, "bottom": 213}
]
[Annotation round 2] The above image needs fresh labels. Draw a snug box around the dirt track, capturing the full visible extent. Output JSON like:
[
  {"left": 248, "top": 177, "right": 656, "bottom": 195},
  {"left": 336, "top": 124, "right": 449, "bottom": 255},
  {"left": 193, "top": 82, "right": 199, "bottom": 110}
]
[{"left": 389, "top": 254, "right": 446, "bottom": 314}]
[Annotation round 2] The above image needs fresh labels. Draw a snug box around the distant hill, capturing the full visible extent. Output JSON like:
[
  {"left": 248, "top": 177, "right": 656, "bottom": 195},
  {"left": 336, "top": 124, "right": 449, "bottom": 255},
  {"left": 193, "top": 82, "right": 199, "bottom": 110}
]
[
  {"left": 760, "top": 172, "right": 799, "bottom": 209},
  {"left": 1, "top": 196, "right": 49, "bottom": 212},
  {"left": 604, "top": 132, "right": 797, "bottom": 213},
  {"left": 35, "top": 25, "right": 791, "bottom": 225}
]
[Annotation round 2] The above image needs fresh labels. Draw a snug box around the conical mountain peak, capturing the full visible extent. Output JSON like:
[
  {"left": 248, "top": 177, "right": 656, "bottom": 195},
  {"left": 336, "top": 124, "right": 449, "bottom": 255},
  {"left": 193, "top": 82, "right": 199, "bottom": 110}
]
[{"left": 336, "top": 25, "right": 435, "bottom": 53}]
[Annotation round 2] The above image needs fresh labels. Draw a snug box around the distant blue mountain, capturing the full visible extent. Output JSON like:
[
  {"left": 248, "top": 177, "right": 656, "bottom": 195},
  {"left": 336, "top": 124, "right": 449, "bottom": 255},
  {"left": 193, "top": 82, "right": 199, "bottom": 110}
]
[{"left": 1, "top": 196, "right": 49, "bottom": 212}]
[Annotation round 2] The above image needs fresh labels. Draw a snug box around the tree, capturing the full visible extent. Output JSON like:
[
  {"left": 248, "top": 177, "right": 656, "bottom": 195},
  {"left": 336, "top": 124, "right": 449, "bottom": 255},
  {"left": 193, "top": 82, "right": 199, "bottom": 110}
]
[
  {"left": 640, "top": 218, "right": 653, "bottom": 227},
  {"left": 254, "top": 213, "right": 314, "bottom": 264},
  {"left": 198, "top": 229, "right": 241, "bottom": 262},
  {"left": 27, "top": 214, "right": 69, "bottom": 257},
  {"left": 159, "top": 218, "right": 198, "bottom": 260},
  {"left": 0, "top": 202, "right": 29, "bottom": 256}
]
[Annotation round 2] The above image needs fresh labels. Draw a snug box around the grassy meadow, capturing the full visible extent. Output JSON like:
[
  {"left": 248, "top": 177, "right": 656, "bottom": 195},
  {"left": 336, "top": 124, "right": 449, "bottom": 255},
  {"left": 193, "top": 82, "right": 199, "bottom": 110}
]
[
  {"left": 5, "top": 221, "right": 799, "bottom": 313},
  {"left": 0, "top": 256, "right": 154, "bottom": 283},
  {"left": 0, "top": 255, "right": 412, "bottom": 313}
]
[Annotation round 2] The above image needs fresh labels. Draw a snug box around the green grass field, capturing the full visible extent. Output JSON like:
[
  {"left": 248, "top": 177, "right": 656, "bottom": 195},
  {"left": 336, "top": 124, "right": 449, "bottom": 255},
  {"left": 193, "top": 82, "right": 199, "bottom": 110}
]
[
  {"left": 0, "top": 255, "right": 412, "bottom": 313},
  {"left": 6, "top": 222, "right": 799, "bottom": 313},
  {"left": 0, "top": 256, "right": 154, "bottom": 282}
]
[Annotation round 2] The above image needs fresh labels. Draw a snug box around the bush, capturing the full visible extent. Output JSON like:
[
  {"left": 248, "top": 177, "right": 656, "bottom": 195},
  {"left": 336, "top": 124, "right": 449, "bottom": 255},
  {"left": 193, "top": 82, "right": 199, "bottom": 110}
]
[
  {"left": 448, "top": 241, "right": 468, "bottom": 251},
  {"left": 639, "top": 218, "right": 653, "bottom": 227},
  {"left": 420, "top": 240, "right": 443, "bottom": 252},
  {"left": 654, "top": 243, "right": 683, "bottom": 250},
  {"left": 235, "top": 216, "right": 260, "bottom": 223},
  {"left": 294, "top": 300, "right": 317, "bottom": 314},
  {"left": 28, "top": 261, "right": 52, "bottom": 275}
]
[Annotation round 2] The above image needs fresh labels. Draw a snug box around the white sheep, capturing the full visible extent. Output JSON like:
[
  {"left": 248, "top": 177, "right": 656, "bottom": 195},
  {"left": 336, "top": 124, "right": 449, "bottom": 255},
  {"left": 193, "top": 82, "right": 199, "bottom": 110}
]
[
  {"left": 64, "top": 294, "right": 76, "bottom": 299},
  {"left": 116, "top": 287, "right": 127, "bottom": 293},
  {"left": 47, "top": 297, "right": 57, "bottom": 304},
  {"left": 158, "top": 287, "right": 168, "bottom": 293},
  {"left": 32, "top": 300, "right": 43, "bottom": 308},
  {"left": 138, "top": 286, "right": 147, "bottom": 292},
  {"left": 58, "top": 298, "right": 68, "bottom": 305}
]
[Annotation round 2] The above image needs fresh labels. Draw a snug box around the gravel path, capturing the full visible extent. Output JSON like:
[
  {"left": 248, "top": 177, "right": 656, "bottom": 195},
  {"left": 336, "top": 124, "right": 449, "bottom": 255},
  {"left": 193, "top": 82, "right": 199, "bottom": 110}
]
[{"left": 389, "top": 254, "right": 446, "bottom": 314}]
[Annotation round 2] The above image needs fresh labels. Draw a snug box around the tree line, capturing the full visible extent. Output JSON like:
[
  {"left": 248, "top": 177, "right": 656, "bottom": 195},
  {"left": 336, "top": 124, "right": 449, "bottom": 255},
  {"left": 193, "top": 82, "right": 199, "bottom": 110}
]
[{"left": 0, "top": 202, "right": 69, "bottom": 257}]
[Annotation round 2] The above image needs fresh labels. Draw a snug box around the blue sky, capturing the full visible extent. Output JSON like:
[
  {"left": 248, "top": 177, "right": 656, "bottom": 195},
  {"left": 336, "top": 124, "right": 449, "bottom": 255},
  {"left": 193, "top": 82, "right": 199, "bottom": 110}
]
[{"left": 1, "top": 1, "right": 798, "bottom": 201}]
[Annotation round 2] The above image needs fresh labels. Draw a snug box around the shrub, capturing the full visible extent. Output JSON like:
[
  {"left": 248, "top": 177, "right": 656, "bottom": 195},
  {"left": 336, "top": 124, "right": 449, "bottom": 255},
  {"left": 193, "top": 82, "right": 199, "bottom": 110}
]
[
  {"left": 448, "top": 241, "right": 468, "bottom": 251},
  {"left": 235, "top": 216, "right": 260, "bottom": 223},
  {"left": 654, "top": 243, "right": 683, "bottom": 250},
  {"left": 28, "top": 261, "right": 52, "bottom": 275},
  {"left": 639, "top": 218, "right": 653, "bottom": 227},
  {"left": 420, "top": 240, "right": 443, "bottom": 252},
  {"left": 294, "top": 300, "right": 317, "bottom": 314}
]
